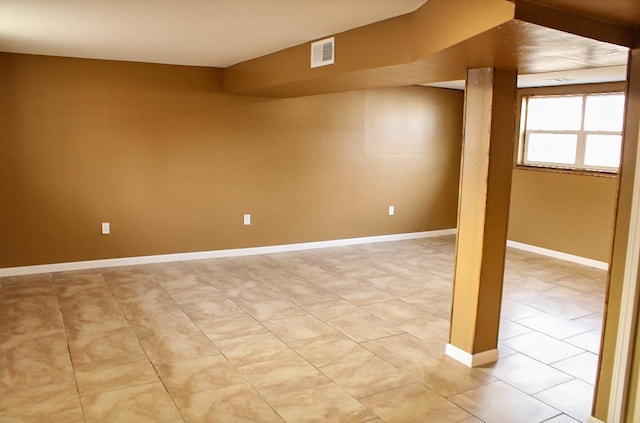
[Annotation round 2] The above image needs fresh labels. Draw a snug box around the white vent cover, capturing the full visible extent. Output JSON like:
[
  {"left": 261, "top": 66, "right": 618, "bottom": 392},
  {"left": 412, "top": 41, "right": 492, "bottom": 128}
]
[{"left": 311, "top": 37, "right": 335, "bottom": 68}]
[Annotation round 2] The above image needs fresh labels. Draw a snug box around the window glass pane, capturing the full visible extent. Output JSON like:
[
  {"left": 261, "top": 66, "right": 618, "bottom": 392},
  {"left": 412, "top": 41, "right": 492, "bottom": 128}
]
[
  {"left": 526, "top": 96, "right": 583, "bottom": 130},
  {"left": 526, "top": 133, "right": 577, "bottom": 165},
  {"left": 584, "top": 134, "right": 622, "bottom": 168},
  {"left": 584, "top": 94, "right": 625, "bottom": 131}
]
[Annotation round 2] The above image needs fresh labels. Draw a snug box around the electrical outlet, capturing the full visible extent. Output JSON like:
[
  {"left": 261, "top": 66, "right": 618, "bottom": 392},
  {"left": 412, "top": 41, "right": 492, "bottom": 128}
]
[
  {"left": 243, "top": 214, "right": 251, "bottom": 225},
  {"left": 388, "top": 206, "right": 395, "bottom": 216},
  {"left": 101, "top": 222, "right": 110, "bottom": 235}
]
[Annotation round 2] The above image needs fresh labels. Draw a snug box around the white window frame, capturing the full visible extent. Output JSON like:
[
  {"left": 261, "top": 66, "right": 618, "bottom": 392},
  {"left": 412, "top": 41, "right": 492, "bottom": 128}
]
[{"left": 517, "top": 85, "right": 626, "bottom": 174}]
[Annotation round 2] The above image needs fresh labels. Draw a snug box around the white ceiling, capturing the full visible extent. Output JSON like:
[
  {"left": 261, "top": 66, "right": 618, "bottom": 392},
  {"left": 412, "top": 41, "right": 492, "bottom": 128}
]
[{"left": 0, "top": 0, "right": 427, "bottom": 67}]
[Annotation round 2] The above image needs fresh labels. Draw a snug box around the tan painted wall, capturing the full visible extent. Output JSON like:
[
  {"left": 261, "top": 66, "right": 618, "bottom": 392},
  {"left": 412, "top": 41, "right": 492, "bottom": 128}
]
[
  {"left": 508, "top": 168, "right": 618, "bottom": 262},
  {"left": 0, "top": 53, "right": 464, "bottom": 268}
]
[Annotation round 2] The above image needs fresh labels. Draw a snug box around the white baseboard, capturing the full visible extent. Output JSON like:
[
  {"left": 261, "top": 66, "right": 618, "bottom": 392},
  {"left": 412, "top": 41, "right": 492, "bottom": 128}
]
[
  {"left": 1, "top": 231, "right": 610, "bottom": 277},
  {"left": 507, "top": 240, "right": 609, "bottom": 270},
  {"left": 587, "top": 417, "right": 605, "bottom": 423},
  {"left": 445, "top": 343, "right": 499, "bottom": 367},
  {"left": 0, "top": 229, "right": 456, "bottom": 277}
]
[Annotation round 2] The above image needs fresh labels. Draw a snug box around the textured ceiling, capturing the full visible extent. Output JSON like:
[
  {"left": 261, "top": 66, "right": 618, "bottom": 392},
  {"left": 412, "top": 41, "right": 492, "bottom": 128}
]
[{"left": 522, "top": 0, "right": 640, "bottom": 25}]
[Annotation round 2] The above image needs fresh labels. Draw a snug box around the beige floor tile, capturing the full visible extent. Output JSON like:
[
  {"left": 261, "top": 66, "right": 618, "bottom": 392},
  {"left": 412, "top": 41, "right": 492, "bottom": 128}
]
[
  {"left": 270, "top": 281, "right": 338, "bottom": 306},
  {"left": 572, "top": 312, "right": 605, "bottom": 333},
  {"left": 108, "top": 278, "right": 164, "bottom": 300},
  {"left": 564, "top": 330, "right": 602, "bottom": 354},
  {"left": 528, "top": 297, "right": 600, "bottom": 320},
  {"left": 54, "top": 273, "right": 108, "bottom": 300},
  {"left": 81, "top": 381, "right": 183, "bottom": 423},
  {"left": 534, "top": 379, "right": 595, "bottom": 422},
  {"left": 0, "top": 279, "right": 57, "bottom": 299},
  {"left": 181, "top": 296, "right": 245, "bottom": 320},
  {"left": 56, "top": 282, "right": 115, "bottom": 311},
  {"left": 1, "top": 273, "right": 53, "bottom": 286},
  {"left": 156, "top": 355, "right": 245, "bottom": 397},
  {"left": 161, "top": 273, "right": 211, "bottom": 291},
  {"left": 267, "top": 382, "right": 375, "bottom": 423},
  {"left": 449, "top": 381, "right": 561, "bottom": 423},
  {"left": 63, "top": 312, "right": 130, "bottom": 340},
  {"left": 360, "top": 383, "right": 471, "bottom": 423},
  {"left": 305, "top": 299, "right": 360, "bottom": 321},
  {"left": 118, "top": 290, "right": 185, "bottom": 322},
  {"left": 0, "top": 236, "right": 609, "bottom": 422},
  {"left": 239, "top": 355, "right": 331, "bottom": 397},
  {"left": 0, "top": 295, "right": 64, "bottom": 335},
  {"left": 517, "top": 313, "right": 591, "bottom": 340},
  {"left": 102, "top": 265, "right": 155, "bottom": 283},
  {"left": 400, "top": 315, "right": 450, "bottom": 349},
  {"left": 498, "top": 344, "right": 518, "bottom": 358},
  {"left": 401, "top": 294, "right": 453, "bottom": 320},
  {"left": 234, "top": 297, "right": 306, "bottom": 322},
  {"left": 501, "top": 299, "right": 547, "bottom": 321},
  {"left": 195, "top": 313, "right": 267, "bottom": 341},
  {"left": 321, "top": 355, "right": 414, "bottom": 398},
  {"left": 215, "top": 332, "right": 297, "bottom": 366},
  {"left": 544, "top": 414, "right": 581, "bottom": 422},
  {"left": 0, "top": 329, "right": 68, "bottom": 358},
  {"left": 362, "top": 333, "right": 442, "bottom": 369},
  {"left": 361, "top": 299, "right": 430, "bottom": 325},
  {"left": 0, "top": 345, "right": 75, "bottom": 393},
  {"left": 479, "top": 353, "right": 573, "bottom": 394},
  {"left": 174, "top": 383, "right": 283, "bottom": 423},
  {"left": 552, "top": 351, "right": 599, "bottom": 384},
  {"left": 263, "top": 314, "right": 337, "bottom": 343},
  {"left": 366, "top": 275, "right": 426, "bottom": 298},
  {"left": 306, "top": 300, "right": 403, "bottom": 342},
  {"left": 135, "top": 327, "right": 219, "bottom": 365},
  {"left": 0, "top": 383, "right": 84, "bottom": 422},
  {"left": 498, "top": 318, "right": 533, "bottom": 340},
  {"left": 68, "top": 326, "right": 146, "bottom": 364},
  {"left": 128, "top": 307, "right": 199, "bottom": 333},
  {"left": 74, "top": 358, "right": 159, "bottom": 396},
  {"left": 149, "top": 262, "right": 192, "bottom": 283},
  {"left": 166, "top": 285, "right": 222, "bottom": 304},
  {"left": 405, "top": 355, "right": 496, "bottom": 397},
  {"left": 330, "top": 284, "right": 395, "bottom": 305},
  {"left": 290, "top": 333, "right": 373, "bottom": 367},
  {"left": 501, "top": 332, "right": 584, "bottom": 364}
]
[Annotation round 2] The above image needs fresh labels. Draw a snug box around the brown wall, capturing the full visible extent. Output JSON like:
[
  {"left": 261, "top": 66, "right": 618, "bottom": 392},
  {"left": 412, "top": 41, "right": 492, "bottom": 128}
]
[
  {"left": 0, "top": 53, "right": 464, "bottom": 268},
  {"left": 508, "top": 168, "right": 618, "bottom": 262}
]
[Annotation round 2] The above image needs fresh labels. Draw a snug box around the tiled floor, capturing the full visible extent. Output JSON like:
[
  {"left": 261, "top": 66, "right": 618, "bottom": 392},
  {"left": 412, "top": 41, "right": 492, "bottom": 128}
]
[{"left": 0, "top": 235, "right": 606, "bottom": 422}]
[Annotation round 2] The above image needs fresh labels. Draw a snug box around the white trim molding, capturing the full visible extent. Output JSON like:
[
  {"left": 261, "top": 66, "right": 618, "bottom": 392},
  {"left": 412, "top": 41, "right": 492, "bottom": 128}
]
[
  {"left": 445, "top": 343, "right": 499, "bottom": 368},
  {"left": 506, "top": 240, "right": 609, "bottom": 270},
  {"left": 0, "top": 229, "right": 456, "bottom": 277},
  {"left": 608, "top": 121, "right": 640, "bottom": 423}
]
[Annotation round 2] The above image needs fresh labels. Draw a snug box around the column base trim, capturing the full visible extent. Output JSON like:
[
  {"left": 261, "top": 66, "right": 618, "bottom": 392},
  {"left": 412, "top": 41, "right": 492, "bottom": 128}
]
[
  {"left": 445, "top": 343, "right": 499, "bottom": 368},
  {"left": 587, "top": 417, "right": 605, "bottom": 423}
]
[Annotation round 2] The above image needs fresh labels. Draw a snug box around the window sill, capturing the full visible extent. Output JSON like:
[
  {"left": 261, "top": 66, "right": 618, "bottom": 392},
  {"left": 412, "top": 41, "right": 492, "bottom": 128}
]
[{"left": 514, "top": 164, "right": 619, "bottom": 178}]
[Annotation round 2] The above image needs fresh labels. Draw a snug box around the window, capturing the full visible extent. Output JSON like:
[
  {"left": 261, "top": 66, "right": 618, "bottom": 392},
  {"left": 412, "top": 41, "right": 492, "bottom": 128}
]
[{"left": 519, "top": 92, "right": 625, "bottom": 172}]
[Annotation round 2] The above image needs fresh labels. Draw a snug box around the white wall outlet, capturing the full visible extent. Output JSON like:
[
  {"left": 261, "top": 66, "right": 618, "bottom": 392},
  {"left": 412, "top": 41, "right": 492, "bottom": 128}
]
[
  {"left": 243, "top": 214, "right": 251, "bottom": 225},
  {"left": 388, "top": 206, "right": 395, "bottom": 216},
  {"left": 101, "top": 222, "right": 110, "bottom": 235}
]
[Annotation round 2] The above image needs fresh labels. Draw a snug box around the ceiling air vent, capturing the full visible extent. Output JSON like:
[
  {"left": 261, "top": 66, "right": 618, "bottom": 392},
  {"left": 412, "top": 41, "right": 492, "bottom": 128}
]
[{"left": 311, "top": 37, "right": 335, "bottom": 68}]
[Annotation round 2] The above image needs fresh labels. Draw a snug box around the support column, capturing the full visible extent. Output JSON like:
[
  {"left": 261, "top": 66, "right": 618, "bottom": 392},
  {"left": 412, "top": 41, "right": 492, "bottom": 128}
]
[{"left": 446, "top": 67, "right": 517, "bottom": 367}]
